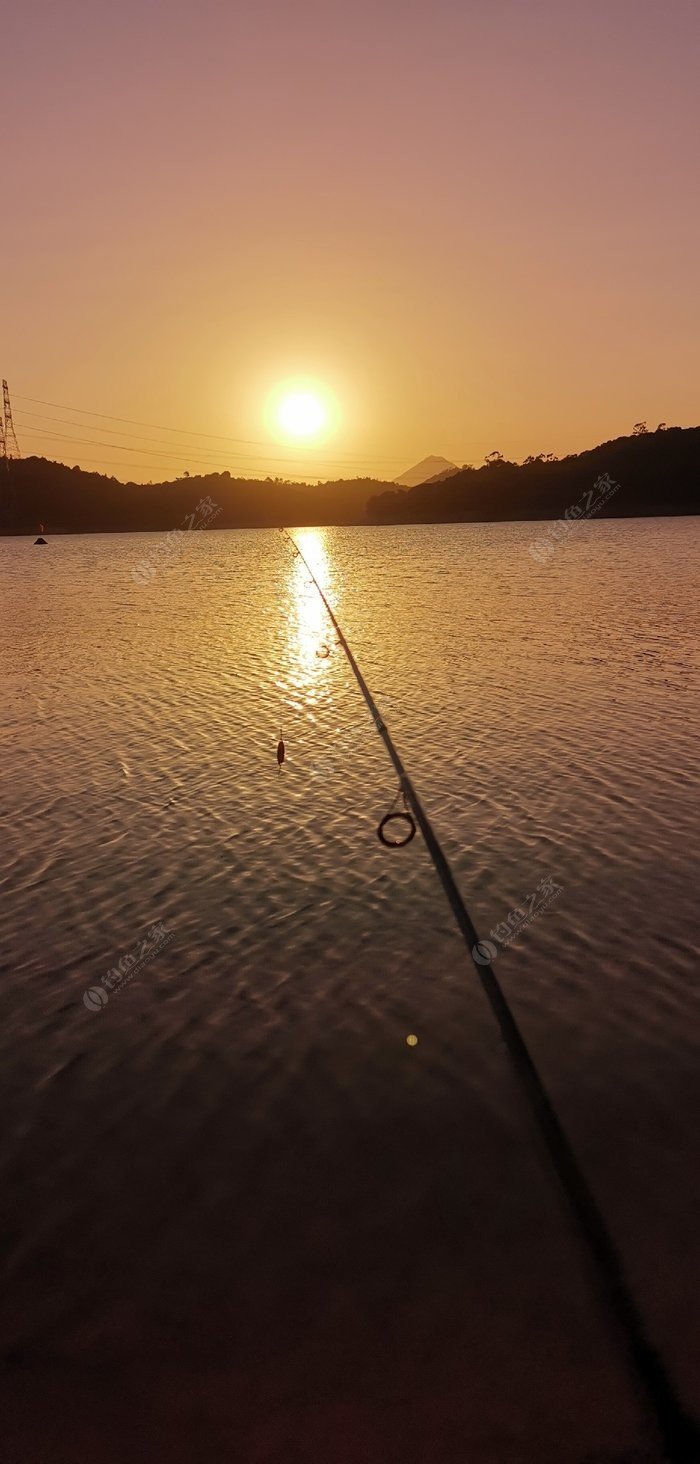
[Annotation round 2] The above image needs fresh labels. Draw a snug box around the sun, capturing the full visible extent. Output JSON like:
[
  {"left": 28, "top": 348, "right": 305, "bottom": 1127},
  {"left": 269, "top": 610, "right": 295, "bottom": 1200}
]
[
  {"left": 277, "top": 390, "right": 326, "bottom": 439},
  {"left": 266, "top": 377, "right": 338, "bottom": 446}
]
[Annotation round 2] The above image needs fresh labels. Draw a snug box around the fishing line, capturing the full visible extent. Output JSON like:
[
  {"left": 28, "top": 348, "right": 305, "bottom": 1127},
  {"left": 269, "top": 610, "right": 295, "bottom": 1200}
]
[{"left": 280, "top": 527, "right": 699, "bottom": 1464}]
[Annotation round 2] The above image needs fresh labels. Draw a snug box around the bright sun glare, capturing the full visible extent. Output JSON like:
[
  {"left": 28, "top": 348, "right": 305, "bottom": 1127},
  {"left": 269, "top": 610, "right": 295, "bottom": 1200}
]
[
  {"left": 277, "top": 390, "right": 326, "bottom": 439},
  {"left": 266, "top": 378, "right": 338, "bottom": 446}
]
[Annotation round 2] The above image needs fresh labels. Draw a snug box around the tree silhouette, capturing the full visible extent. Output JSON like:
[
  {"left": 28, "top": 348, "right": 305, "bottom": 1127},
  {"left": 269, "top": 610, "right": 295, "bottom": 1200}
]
[
  {"left": 2, "top": 426, "right": 699, "bottom": 534},
  {"left": 632, "top": 421, "right": 648, "bottom": 435},
  {"left": 367, "top": 427, "right": 700, "bottom": 525}
]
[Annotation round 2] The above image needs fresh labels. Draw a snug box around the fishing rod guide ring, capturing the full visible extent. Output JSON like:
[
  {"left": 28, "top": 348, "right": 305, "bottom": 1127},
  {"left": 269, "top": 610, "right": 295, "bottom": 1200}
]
[{"left": 377, "top": 811, "right": 416, "bottom": 848}]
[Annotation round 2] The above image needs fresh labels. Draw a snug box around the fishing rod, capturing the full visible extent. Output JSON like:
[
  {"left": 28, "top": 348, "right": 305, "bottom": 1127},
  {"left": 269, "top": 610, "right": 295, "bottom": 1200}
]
[{"left": 280, "top": 527, "right": 700, "bottom": 1464}]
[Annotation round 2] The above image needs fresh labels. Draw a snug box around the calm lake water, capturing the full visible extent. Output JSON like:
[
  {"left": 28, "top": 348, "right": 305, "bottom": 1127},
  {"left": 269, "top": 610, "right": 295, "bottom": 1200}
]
[{"left": 1, "top": 519, "right": 699, "bottom": 1463}]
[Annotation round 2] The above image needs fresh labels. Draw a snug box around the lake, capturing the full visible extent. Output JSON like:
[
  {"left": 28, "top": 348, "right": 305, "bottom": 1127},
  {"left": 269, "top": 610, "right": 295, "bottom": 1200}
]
[{"left": 1, "top": 519, "right": 698, "bottom": 1463}]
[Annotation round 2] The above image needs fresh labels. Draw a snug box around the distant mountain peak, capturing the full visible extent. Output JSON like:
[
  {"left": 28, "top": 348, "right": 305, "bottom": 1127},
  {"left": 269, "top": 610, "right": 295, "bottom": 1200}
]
[{"left": 395, "top": 455, "right": 458, "bottom": 488}]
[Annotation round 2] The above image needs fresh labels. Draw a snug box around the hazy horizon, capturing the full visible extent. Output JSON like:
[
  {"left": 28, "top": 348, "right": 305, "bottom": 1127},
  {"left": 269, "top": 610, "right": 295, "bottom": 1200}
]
[{"left": 3, "top": 0, "right": 699, "bottom": 482}]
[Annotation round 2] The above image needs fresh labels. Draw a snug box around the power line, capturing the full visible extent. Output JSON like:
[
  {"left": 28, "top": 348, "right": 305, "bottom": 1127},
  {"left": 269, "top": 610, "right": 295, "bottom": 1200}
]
[
  {"left": 14, "top": 390, "right": 558, "bottom": 469},
  {"left": 16, "top": 422, "right": 275, "bottom": 466},
  {"left": 18, "top": 427, "right": 379, "bottom": 482},
  {"left": 24, "top": 452, "right": 206, "bottom": 473},
  {"left": 17, "top": 423, "right": 235, "bottom": 465},
  {"left": 13, "top": 387, "right": 525, "bottom": 478},
  {"left": 19, "top": 443, "right": 227, "bottom": 473},
  {"left": 16, "top": 427, "right": 386, "bottom": 486},
  {"left": 14, "top": 392, "right": 406, "bottom": 464},
  {"left": 14, "top": 410, "right": 400, "bottom": 473}
]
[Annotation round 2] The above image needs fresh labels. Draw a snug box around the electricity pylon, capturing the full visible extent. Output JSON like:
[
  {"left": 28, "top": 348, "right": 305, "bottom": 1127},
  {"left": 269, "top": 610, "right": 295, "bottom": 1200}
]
[{"left": 2, "top": 380, "right": 21, "bottom": 460}]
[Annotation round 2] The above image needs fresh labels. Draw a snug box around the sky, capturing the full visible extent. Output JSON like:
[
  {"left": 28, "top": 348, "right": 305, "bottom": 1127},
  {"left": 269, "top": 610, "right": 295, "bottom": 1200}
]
[{"left": 2, "top": 0, "right": 699, "bottom": 483}]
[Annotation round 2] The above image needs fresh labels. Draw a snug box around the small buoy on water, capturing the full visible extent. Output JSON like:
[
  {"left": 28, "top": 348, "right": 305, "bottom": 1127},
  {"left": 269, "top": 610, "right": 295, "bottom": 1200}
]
[
  {"left": 276, "top": 731, "right": 285, "bottom": 771},
  {"left": 34, "top": 538, "right": 48, "bottom": 546},
  {"left": 316, "top": 643, "right": 331, "bottom": 659},
  {"left": 34, "top": 523, "right": 47, "bottom": 546}
]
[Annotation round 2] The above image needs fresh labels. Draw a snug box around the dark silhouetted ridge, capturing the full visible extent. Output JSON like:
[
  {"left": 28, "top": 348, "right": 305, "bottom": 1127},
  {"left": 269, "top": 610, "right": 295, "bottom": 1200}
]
[
  {"left": 370, "top": 427, "right": 700, "bottom": 524},
  {"left": 0, "top": 426, "right": 698, "bottom": 533}
]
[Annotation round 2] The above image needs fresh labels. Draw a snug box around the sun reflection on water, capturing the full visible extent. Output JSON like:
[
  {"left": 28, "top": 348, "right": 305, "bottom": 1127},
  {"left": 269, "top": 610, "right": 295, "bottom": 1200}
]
[
  {"left": 290, "top": 528, "right": 332, "bottom": 661},
  {"left": 282, "top": 529, "right": 338, "bottom": 712}
]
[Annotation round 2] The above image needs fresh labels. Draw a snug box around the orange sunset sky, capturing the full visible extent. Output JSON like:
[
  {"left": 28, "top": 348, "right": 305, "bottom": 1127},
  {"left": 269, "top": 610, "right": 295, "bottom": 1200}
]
[{"left": 3, "top": 0, "right": 699, "bottom": 483}]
